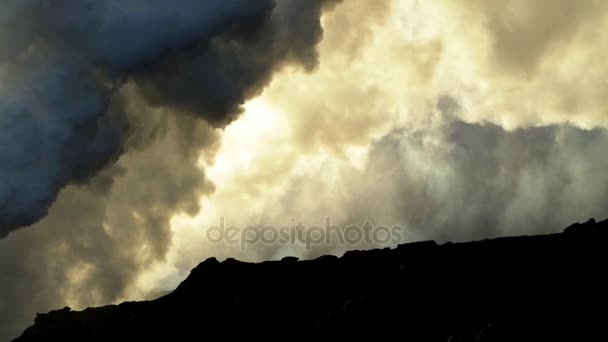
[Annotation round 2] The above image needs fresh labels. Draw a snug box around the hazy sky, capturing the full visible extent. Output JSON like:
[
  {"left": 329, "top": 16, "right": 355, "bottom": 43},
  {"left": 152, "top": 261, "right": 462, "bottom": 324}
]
[{"left": 2, "top": 0, "right": 608, "bottom": 339}]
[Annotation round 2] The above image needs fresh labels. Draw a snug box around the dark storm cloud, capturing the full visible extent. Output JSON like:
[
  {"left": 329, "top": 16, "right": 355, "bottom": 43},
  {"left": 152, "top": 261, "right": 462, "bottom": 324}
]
[
  {"left": 0, "top": 0, "right": 335, "bottom": 237},
  {"left": 134, "top": 0, "right": 340, "bottom": 123}
]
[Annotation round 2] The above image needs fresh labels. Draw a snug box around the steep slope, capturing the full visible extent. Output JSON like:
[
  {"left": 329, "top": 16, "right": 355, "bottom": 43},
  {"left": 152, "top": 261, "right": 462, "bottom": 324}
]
[{"left": 15, "top": 219, "right": 608, "bottom": 341}]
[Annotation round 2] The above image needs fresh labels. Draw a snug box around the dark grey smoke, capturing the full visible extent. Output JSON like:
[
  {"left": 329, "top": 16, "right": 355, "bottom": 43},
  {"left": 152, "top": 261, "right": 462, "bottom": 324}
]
[
  {"left": 0, "top": 0, "right": 337, "bottom": 237},
  {"left": 340, "top": 97, "right": 608, "bottom": 242}
]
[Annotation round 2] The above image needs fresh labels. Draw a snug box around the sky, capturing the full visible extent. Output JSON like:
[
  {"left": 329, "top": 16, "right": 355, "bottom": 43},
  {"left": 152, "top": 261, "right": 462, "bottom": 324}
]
[{"left": 1, "top": 0, "right": 608, "bottom": 339}]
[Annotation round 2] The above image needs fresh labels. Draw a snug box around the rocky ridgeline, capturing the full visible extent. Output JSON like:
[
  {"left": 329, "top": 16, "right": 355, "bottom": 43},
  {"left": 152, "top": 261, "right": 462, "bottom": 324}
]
[{"left": 15, "top": 219, "right": 608, "bottom": 341}]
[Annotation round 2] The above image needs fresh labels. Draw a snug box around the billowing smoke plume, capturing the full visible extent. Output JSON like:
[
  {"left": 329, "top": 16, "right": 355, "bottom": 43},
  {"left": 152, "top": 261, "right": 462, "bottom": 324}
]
[
  {"left": 136, "top": 0, "right": 608, "bottom": 279},
  {"left": 0, "top": 0, "right": 338, "bottom": 339},
  {"left": 0, "top": 0, "right": 338, "bottom": 237}
]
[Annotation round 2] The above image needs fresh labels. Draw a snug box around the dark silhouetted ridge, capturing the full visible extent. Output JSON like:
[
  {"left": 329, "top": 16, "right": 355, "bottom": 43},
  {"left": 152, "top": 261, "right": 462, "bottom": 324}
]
[{"left": 15, "top": 219, "right": 608, "bottom": 341}]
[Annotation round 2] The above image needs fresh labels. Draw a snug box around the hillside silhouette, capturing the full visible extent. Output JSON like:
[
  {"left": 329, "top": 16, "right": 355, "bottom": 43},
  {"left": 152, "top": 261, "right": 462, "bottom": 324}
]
[{"left": 15, "top": 219, "right": 608, "bottom": 341}]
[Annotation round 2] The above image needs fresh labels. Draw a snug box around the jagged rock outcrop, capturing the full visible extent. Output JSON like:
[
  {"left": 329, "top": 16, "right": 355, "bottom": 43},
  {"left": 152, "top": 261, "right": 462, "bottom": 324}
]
[{"left": 15, "top": 219, "right": 608, "bottom": 341}]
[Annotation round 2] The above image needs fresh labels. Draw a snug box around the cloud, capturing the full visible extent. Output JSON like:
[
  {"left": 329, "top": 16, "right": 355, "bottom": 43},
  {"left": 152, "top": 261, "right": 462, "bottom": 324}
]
[
  {"left": 420, "top": 0, "right": 608, "bottom": 127},
  {"left": 0, "top": 0, "right": 335, "bottom": 237}
]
